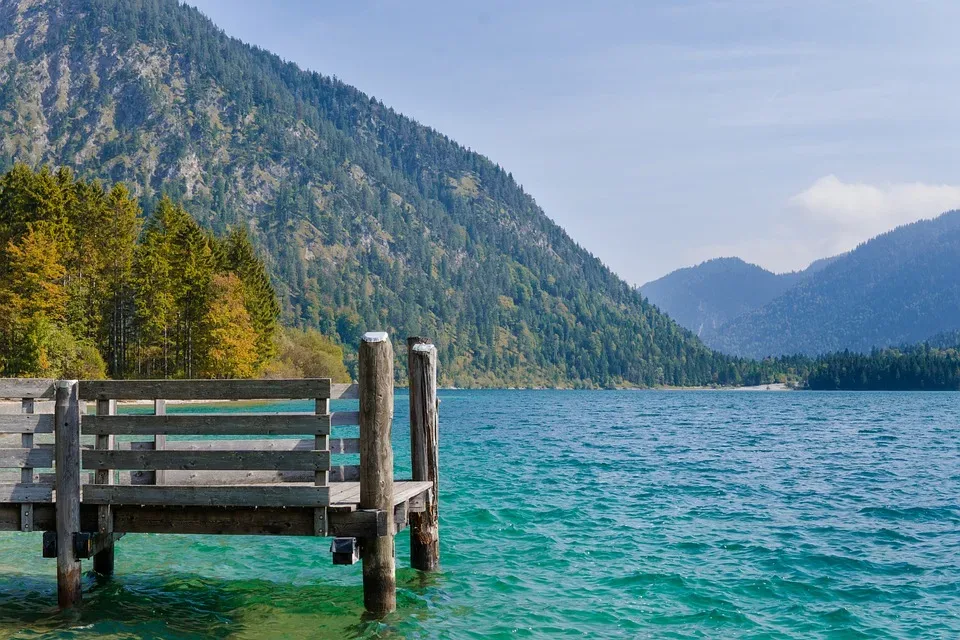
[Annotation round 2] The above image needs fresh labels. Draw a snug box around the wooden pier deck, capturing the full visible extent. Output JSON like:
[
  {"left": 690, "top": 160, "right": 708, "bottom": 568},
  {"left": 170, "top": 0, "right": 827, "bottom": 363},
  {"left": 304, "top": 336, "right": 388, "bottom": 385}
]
[{"left": 0, "top": 333, "right": 441, "bottom": 616}]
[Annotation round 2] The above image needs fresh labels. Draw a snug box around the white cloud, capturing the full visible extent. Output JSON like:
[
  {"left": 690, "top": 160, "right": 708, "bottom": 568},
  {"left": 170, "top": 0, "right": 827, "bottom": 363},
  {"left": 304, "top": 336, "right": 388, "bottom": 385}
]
[
  {"left": 680, "top": 176, "right": 960, "bottom": 277},
  {"left": 790, "top": 175, "right": 960, "bottom": 232}
]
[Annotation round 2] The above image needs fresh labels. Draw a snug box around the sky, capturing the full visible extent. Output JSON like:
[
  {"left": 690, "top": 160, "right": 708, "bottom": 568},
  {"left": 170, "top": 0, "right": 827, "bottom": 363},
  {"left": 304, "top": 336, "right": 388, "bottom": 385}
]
[{"left": 188, "top": 0, "right": 960, "bottom": 285}]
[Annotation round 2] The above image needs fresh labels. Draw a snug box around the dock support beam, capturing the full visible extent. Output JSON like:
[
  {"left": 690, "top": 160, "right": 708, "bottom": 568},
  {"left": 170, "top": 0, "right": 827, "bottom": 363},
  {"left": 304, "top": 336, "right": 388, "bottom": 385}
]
[
  {"left": 54, "top": 380, "right": 82, "bottom": 609},
  {"left": 93, "top": 398, "right": 116, "bottom": 576},
  {"left": 407, "top": 337, "right": 440, "bottom": 571},
  {"left": 358, "top": 332, "right": 396, "bottom": 616}
]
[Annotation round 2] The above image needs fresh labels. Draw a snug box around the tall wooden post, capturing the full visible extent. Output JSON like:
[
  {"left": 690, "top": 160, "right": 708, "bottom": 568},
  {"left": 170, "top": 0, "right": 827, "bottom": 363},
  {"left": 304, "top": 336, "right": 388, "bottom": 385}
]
[
  {"left": 93, "top": 398, "right": 116, "bottom": 576},
  {"left": 54, "top": 380, "right": 82, "bottom": 608},
  {"left": 407, "top": 337, "right": 440, "bottom": 571},
  {"left": 358, "top": 331, "right": 396, "bottom": 616}
]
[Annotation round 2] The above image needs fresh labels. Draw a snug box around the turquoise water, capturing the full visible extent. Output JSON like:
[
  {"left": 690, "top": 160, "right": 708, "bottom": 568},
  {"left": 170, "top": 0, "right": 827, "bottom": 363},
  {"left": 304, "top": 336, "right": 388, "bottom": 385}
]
[{"left": 0, "top": 390, "right": 958, "bottom": 638}]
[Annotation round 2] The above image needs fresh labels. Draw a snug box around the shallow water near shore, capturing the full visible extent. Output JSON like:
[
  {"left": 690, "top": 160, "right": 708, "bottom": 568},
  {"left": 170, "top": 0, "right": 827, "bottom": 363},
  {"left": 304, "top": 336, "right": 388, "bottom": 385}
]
[{"left": 0, "top": 390, "right": 958, "bottom": 638}]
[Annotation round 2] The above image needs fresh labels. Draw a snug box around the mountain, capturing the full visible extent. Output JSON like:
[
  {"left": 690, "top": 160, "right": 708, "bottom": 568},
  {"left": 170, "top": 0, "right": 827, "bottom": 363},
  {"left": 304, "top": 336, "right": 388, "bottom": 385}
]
[
  {"left": 708, "top": 211, "right": 960, "bottom": 358},
  {"left": 0, "top": 0, "right": 758, "bottom": 387},
  {"left": 639, "top": 256, "right": 832, "bottom": 338}
]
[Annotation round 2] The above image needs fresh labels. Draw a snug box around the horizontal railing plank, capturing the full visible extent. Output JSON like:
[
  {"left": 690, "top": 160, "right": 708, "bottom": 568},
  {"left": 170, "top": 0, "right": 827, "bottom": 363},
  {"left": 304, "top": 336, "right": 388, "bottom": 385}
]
[
  {"left": 81, "top": 414, "right": 333, "bottom": 436},
  {"left": 330, "top": 438, "right": 360, "bottom": 454},
  {"left": 330, "top": 411, "right": 360, "bottom": 426},
  {"left": 0, "top": 482, "right": 54, "bottom": 502},
  {"left": 0, "top": 448, "right": 54, "bottom": 468},
  {"left": 330, "top": 465, "right": 360, "bottom": 482},
  {"left": 102, "top": 438, "right": 357, "bottom": 454},
  {"left": 0, "top": 379, "right": 55, "bottom": 399},
  {"left": 330, "top": 383, "right": 359, "bottom": 400},
  {"left": 82, "top": 450, "right": 331, "bottom": 471},
  {"left": 0, "top": 415, "right": 55, "bottom": 434},
  {"left": 78, "top": 379, "right": 332, "bottom": 401},
  {"left": 82, "top": 484, "right": 330, "bottom": 507}
]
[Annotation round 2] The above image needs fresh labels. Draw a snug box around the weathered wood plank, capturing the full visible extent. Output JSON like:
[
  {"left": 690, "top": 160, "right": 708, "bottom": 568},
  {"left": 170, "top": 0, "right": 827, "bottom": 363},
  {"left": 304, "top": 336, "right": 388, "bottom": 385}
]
[
  {"left": 102, "top": 504, "right": 385, "bottom": 537},
  {"left": 93, "top": 398, "right": 116, "bottom": 576},
  {"left": 109, "top": 438, "right": 311, "bottom": 452},
  {"left": 154, "top": 399, "right": 166, "bottom": 486},
  {"left": 359, "top": 331, "right": 396, "bottom": 616},
  {"left": 20, "top": 398, "right": 35, "bottom": 532},
  {"left": 0, "top": 482, "right": 54, "bottom": 502},
  {"left": 82, "top": 450, "right": 331, "bottom": 471},
  {"left": 0, "top": 414, "right": 55, "bottom": 434},
  {"left": 407, "top": 337, "right": 440, "bottom": 571},
  {"left": 0, "top": 448, "right": 55, "bottom": 468},
  {"left": 78, "top": 379, "right": 331, "bottom": 400},
  {"left": 331, "top": 383, "right": 359, "bottom": 400},
  {"left": 55, "top": 380, "right": 82, "bottom": 608},
  {"left": 81, "top": 413, "right": 332, "bottom": 436},
  {"left": 329, "top": 437, "right": 360, "bottom": 454},
  {"left": 82, "top": 484, "right": 331, "bottom": 507},
  {"left": 0, "top": 379, "right": 56, "bottom": 399},
  {"left": 330, "top": 464, "right": 361, "bottom": 482}
]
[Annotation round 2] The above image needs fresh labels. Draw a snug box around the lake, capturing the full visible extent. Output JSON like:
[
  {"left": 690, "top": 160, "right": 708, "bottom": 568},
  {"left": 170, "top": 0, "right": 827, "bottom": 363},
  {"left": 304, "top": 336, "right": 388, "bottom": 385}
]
[{"left": 0, "top": 390, "right": 958, "bottom": 638}]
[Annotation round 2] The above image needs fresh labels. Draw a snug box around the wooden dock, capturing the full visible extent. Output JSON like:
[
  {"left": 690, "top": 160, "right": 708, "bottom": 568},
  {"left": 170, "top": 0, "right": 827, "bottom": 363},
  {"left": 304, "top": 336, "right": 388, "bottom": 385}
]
[{"left": 0, "top": 332, "right": 440, "bottom": 616}]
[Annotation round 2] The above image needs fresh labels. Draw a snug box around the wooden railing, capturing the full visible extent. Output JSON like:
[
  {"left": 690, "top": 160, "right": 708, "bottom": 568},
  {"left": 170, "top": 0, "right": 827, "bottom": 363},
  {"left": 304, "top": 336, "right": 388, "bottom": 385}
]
[{"left": 0, "top": 332, "right": 441, "bottom": 617}]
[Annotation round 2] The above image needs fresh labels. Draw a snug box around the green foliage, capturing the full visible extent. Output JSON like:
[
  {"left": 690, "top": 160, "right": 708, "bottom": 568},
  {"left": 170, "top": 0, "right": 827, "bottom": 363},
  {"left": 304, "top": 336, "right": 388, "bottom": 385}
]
[
  {"left": 0, "top": 0, "right": 793, "bottom": 388},
  {"left": 263, "top": 327, "right": 351, "bottom": 382},
  {"left": 0, "top": 164, "right": 301, "bottom": 379},
  {"left": 806, "top": 342, "right": 960, "bottom": 391},
  {"left": 198, "top": 273, "right": 259, "bottom": 379}
]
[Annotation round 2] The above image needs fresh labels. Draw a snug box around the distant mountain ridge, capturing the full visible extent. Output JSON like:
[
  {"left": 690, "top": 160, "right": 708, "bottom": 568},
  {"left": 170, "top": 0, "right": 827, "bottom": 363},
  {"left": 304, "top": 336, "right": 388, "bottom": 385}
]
[
  {"left": 640, "top": 256, "right": 831, "bottom": 338},
  {"left": 707, "top": 211, "right": 960, "bottom": 357}
]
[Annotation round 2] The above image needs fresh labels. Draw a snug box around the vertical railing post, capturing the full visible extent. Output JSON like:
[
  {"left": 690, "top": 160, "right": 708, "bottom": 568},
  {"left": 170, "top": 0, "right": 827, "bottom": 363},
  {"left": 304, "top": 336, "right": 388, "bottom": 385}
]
[
  {"left": 358, "top": 331, "right": 396, "bottom": 616},
  {"left": 93, "top": 397, "right": 116, "bottom": 576},
  {"left": 54, "top": 380, "right": 82, "bottom": 608},
  {"left": 407, "top": 337, "right": 440, "bottom": 571},
  {"left": 20, "top": 396, "right": 35, "bottom": 532}
]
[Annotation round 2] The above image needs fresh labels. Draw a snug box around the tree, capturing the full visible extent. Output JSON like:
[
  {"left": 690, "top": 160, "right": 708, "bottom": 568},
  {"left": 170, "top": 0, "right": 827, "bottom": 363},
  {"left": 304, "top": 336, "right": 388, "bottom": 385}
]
[{"left": 198, "top": 273, "right": 259, "bottom": 378}]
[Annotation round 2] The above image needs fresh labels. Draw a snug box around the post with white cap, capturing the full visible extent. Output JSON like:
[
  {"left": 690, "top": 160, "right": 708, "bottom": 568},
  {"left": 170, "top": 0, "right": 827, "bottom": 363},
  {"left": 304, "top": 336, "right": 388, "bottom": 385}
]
[
  {"left": 407, "top": 336, "right": 440, "bottom": 571},
  {"left": 358, "top": 331, "right": 396, "bottom": 615}
]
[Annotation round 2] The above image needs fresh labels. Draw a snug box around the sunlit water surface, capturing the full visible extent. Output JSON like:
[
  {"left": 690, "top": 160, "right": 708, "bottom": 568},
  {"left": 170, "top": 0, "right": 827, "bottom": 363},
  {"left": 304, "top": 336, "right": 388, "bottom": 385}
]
[{"left": 0, "top": 390, "right": 958, "bottom": 638}]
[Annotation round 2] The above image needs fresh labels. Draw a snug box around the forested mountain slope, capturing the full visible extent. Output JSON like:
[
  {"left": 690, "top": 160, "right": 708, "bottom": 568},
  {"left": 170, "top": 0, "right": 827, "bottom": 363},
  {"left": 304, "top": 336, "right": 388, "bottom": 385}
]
[
  {"left": 708, "top": 211, "right": 960, "bottom": 358},
  {"left": 640, "top": 258, "right": 808, "bottom": 337},
  {"left": 0, "top": 0, "right": 756, "bottom": 386}
]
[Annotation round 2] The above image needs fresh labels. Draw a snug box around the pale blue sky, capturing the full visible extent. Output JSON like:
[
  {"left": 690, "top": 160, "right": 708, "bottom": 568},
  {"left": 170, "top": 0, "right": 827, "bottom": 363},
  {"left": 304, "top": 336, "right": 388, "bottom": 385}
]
[{"left": 188, "top": 0, "right": 960, "bottom": 284}]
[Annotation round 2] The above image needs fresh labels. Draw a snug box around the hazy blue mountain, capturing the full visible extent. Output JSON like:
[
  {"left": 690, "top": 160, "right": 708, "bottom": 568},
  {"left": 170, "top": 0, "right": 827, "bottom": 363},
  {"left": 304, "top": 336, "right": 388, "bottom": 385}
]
[
  {"left": 708, "top": 211, "right": 960, "bottom": 358},
  {"left": 640, "top": 256, "right": 837, "bottom": 338}
]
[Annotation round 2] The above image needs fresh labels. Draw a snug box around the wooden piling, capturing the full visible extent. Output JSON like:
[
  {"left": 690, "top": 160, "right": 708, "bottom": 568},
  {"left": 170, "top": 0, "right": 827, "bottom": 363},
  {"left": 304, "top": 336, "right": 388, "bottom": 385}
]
[
  {"left": 93, "top": 398, "right": 116, "bottom": 576},
  {"left": 407, "top": 337, "right": 440, "bottom": 571},
  {"left": 358, "top": 332, "right": 396, "bottom": 616},
  {"left": 54, "top": 380, "right": 82, "bottom": 608}
]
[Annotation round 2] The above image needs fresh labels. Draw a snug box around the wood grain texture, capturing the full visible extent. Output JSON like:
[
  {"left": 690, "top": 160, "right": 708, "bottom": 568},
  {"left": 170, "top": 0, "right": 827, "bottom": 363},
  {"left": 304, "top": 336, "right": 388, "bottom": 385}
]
[
  {"left": 20, "top": 398, "right": 35, "bottom": 532},
  {"left": 407, "top": 337, "right": 441, "bottom": 571},
  {"left": 331, "top": 383, "right": 359, "bottom": 400},
  {"left": 0, "top": 414, "right": 54, "bottom": 434},
  {"left": 93, "top": 398, "right": 116, "bottom": 576},
  {"left": 54, "top": 380, "right": 82, "bottom": 609},
  {"left": 0, "top": 482, "right": 54, "bottom": 502},
  {"left": 78, "top": 378, "right": 331, "bottom": 400},
  {"left": 81, "top": 413, "right": 333, "bottom": 436},
  {"left": 82, "top": 484, "right": 331, "bottom": 507},
  {"left": 0, "top": 448, "right": 55, "bottom": 468},
  {"left": 0, "top": 379, "right": 56, "bottom": 399},
  {"left": 358, "top": 334, "right": 396, "bottom": 615},
  {"left": 81, "top": 449, "right": 331, "bottom": 471}
]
